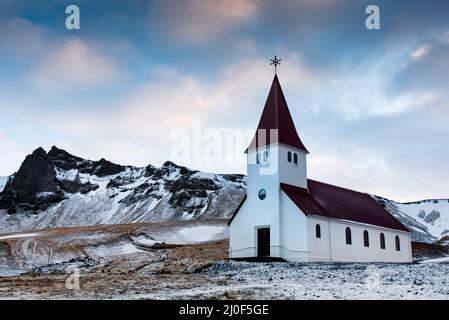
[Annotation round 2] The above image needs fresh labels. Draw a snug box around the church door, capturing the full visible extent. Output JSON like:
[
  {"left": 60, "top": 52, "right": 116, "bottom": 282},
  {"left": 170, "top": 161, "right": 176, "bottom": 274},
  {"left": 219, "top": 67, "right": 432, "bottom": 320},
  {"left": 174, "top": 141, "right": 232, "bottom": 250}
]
[{"left": 257, "top": 227, "right": 270, "bottom": 257}]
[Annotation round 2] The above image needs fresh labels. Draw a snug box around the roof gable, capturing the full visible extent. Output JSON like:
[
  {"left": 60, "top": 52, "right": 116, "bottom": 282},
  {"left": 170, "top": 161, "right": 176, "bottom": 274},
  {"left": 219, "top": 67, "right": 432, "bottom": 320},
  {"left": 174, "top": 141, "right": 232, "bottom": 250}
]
[{"left": 247, "top": 75, "right": 308, "bottom": 153}]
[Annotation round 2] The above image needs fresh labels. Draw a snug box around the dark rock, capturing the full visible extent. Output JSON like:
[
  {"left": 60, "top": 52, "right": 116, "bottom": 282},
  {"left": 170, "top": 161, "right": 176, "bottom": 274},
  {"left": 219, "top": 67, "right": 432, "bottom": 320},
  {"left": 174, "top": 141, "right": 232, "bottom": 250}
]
[
  {"left": 89, "top": 158, "right": 126, "bottom": 177},
  {"left": 48, "top": 146, "right": 126, "bottom": 177},
  {"left": 144, "top": 164, "right": 156, "bottom": 177},
  {"left": 60, "top": 176, "right": 99, "bottom": 194},
  {"left": 221, "top": 174, "right": 245, "bottom": 184},
  {"left": 0, "top": 147, "right": 63, "bottom": 211},
  {"left": 418, "top": 210, "right": 426, "bottom": 219},
  {"left": 424, "top": 210, "right": 440, "bottom": 224},
  {"left": 47, "top": 146, "right": 84, "bottom": 171}
]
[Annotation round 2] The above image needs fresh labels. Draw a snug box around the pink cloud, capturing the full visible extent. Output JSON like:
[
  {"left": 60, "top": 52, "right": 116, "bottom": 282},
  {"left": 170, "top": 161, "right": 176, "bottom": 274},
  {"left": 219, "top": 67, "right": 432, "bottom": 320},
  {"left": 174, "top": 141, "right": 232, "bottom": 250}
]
[
  {"left": 29, "top": 39, "right": 122, "bottom": 91},
  {"left": 150, "top": 0, "right": 259, "bottom": 44}
]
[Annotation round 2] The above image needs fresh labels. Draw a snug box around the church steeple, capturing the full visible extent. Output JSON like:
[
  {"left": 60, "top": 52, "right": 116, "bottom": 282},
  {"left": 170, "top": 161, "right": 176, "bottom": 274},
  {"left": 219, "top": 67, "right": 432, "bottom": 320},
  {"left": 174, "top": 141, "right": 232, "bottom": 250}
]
[{"left": 247, "top": 74, "right": 308, "bottom": 153}]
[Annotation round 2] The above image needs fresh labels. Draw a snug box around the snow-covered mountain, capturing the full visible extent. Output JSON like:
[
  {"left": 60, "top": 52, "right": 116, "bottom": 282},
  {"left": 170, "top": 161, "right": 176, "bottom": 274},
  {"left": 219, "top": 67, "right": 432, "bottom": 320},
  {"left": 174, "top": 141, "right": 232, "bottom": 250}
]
[
  {"left": 374, "top": 196, "right": 449, "bottom": 243},
  {"left": 0, "top": 146, "right": 448, "bottom": 245},
  {"left": 0, "top": 146, "right": 245, "bottom": 234}
]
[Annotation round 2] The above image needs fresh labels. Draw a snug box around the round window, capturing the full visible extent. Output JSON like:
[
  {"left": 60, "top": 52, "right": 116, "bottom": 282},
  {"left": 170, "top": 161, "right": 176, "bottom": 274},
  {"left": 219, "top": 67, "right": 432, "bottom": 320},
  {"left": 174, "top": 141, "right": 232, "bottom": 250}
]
[{"left": 258, "top": 189, "right": 267, "bottom": 200}]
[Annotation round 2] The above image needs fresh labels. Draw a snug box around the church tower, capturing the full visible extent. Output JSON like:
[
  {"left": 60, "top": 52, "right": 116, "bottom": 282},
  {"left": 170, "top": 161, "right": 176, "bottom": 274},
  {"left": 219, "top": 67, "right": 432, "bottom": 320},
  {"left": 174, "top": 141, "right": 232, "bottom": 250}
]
[
  {"left": 244, "top": 72, "right": 309, "bottom": 258},
  {"left": 247, "top": 74, "right": 309, "bottom": 189}
]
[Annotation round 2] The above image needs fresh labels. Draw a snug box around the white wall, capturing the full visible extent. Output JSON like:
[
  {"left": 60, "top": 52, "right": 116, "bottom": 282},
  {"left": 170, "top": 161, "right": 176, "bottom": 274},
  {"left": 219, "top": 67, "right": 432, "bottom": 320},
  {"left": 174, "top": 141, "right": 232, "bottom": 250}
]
[
  {"left": 229, "top": 200, "right": 254, "bottom": 258},
  {"left": 278, "top": 145, "right": 307, "bottom": 189},
  {"left": 280, "top": 191, "right": 309, "bottom": 262},
  {"left": 307, "top": 217, "right": 331, "bottom": 262},
  {"left": 328, "top": 220, "right": 412, "bottom": 263},
  {"left": 246, "top": 146, "right": 282, "bottom": 257}
]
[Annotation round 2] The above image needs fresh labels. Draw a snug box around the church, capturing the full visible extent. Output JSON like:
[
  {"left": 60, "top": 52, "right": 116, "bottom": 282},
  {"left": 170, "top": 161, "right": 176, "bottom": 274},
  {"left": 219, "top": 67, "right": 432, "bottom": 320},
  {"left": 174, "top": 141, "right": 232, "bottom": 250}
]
[{"left": 228, "top": 64, "right": 412, "bottom": 263}]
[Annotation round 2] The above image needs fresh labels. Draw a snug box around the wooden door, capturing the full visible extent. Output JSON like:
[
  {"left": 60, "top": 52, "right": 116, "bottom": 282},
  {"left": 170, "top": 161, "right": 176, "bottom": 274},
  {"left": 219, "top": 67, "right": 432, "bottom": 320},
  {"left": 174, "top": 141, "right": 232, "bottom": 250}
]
[{"left": 257, "top": 227, "right": 270, "bottom": 257}]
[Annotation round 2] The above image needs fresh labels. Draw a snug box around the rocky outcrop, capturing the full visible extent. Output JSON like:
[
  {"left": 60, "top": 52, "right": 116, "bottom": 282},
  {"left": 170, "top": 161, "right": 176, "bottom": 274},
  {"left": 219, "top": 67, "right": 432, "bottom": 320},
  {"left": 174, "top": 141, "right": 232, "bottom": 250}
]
[
  {"left": 48, "top": 146, "right": 126, "bottom": 177},
  {"left": 47, "top": 146, "right": 84, "bottom": 171},
  {"left": 0, "top": 147, "right": 129, "bottom": 213},
  {"left": 424, "top": 210, "right": 441, "bottom": 224},
  {"left": 0, "top": 147, "right": 65, "bottom": 213}
]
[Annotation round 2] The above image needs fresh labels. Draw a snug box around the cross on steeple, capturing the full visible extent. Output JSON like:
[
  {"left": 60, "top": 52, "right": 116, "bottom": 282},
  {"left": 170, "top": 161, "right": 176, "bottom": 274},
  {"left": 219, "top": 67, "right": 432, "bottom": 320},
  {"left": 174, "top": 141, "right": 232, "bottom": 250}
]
[{"left": 270, "top": 55, "right": 281, "bottom": 74}]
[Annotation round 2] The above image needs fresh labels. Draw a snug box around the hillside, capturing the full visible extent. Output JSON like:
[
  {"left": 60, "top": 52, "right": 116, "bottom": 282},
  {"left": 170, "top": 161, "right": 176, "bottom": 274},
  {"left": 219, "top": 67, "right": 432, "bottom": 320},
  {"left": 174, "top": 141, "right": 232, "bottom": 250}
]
[
  {"left": 0, "top": 146, "right": 448, "bottom": 245},
  {"left": 375, "top": 196, "right": 449, "bottom": 243},
  {"left": 0, "top": 147, "right": 245, "bottom": 234}
]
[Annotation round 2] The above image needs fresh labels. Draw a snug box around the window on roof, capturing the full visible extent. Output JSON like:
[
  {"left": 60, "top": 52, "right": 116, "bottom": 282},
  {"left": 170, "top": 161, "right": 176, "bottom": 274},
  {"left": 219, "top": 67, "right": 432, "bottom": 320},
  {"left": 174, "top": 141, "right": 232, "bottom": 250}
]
[
  {"left": 345, "top": 227, "right": 352, "bottom": 245},
  {"left": 315, "top": 224, "right": 321, "bottom": 238},
  {"left": 363, "top": 230, "right": 369, "bottom": 247},
  {"left": 287, "top": 151, "right": 292, "bottom": 162},
  {"left": 293, "top": 153, "right": 298, "bottom": 164},
  {"left": 380, "top": 233, "right": 386, "bottom": 249},
  {"left": 395, "top": 236, "right": 400, "bottom": 251}
]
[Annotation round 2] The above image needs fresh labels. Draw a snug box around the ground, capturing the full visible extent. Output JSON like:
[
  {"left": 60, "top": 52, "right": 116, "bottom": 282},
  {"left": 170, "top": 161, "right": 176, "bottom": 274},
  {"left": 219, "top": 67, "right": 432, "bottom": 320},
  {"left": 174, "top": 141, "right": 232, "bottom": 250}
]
[{"left": 0, "top": 220, "right": 448, "bottom": 300}]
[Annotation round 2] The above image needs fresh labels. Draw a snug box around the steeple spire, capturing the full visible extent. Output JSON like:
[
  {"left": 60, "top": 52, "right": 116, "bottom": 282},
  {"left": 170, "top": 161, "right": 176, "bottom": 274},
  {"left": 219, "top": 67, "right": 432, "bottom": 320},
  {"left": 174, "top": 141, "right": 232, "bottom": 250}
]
[{"left": 247, "top": 74, "right": 309, "bottom": 153}]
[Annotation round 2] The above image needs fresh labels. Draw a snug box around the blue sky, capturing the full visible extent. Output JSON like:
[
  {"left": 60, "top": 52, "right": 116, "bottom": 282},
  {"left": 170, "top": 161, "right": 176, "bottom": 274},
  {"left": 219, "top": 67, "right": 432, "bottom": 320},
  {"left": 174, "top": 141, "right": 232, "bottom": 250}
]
[{"left": 0, "top": 0, "right": 448, "bottom": 201}]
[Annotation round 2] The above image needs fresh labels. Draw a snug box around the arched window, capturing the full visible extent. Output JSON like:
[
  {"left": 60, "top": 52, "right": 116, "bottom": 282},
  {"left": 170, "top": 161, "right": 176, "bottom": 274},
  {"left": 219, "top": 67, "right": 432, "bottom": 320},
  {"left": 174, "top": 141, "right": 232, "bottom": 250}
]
[
  {"left": 380, "top": 233, "right": 385, "bottom": 249},
  {"left": 263, "top": 150, "right": 268, "bottom": 162},
  {"left": 287, "top": 151, "right": 292, "bottom": 162},
  {"left": 293, "top": 153, "right": 298, "bottom": 164},
  {"left": 316, "top": 224, "right": 321, "bottom": 238},
  {"left": 345, "top": 227, "right": 352, "bottom": 245},
  {"left": 256, "top": 153, "right": 260, "bottom": 164},
  {"left": 395, "top": 236, "right": 400, "bottom": 251},
  {"left": 363, "top": 230, "right": 369, "bottom": 247}
]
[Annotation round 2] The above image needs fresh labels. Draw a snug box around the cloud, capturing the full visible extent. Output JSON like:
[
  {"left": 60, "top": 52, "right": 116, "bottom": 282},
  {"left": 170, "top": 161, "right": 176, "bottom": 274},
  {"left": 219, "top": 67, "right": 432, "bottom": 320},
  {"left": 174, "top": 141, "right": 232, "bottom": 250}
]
[
  {"left": 149, "top": 0, "right": 259, "bottom": 44},
  {"left": 410, "top": 45, "right": 431, "bottom": 61},
  {"left": 308, "top": 148, "right": 449, "bottom": 202},
  {"left": 0, "top": 18, "right": 49, "bottom": 57},
  {"left": 46, "top": 55, "right": 319, "bottom": 171},
  {"left": 28, "top": 39, "right": 121, "bottom": 91}
]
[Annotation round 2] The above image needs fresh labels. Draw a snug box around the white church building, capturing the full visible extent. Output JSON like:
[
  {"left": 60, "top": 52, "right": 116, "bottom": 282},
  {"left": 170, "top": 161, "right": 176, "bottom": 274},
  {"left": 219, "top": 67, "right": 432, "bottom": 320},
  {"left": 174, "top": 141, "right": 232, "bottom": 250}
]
[{"left": 229, "top": 73, "right": 412, "bottom": 263}]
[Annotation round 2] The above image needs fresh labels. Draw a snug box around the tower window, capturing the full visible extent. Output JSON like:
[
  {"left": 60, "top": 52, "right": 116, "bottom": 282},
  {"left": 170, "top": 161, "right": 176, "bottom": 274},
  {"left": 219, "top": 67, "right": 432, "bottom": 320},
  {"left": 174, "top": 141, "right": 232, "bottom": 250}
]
[
  {"left": 256, "top": 153, "right": 260, "bottom": 164},
  {"left": 395, "top": 236, "right": 400, "bottom": 251},
  {"left": 287, "top": 151, "right": 292, "bottom": 162},
  {"left": 380, "top": 233, "right": 385, "bottom": 249},
  {"left": 363, "top": 230, "right": 369, "bottom": 247},
  {"left": 263, "top": 150, "right": 269, "bottom": 162},
  {"left": 315, "top": 224, "right": 321, "bottom": 238},
  {"left": 258, "top": 189, "right": 267, "bottom": 200},
  {"left": 345, "top": 227, "right": 352, "bottom": 245},
  {"left": 293, "top": 153, "right": 298, "bottom": 164}
]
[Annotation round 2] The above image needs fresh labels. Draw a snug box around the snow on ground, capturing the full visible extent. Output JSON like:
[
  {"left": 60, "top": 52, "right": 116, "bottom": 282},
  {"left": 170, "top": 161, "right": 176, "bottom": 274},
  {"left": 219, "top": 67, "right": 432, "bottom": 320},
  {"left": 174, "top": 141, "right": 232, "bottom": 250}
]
[
  {"left": 86, "top": 243, "right": 144, "bottom": 258},
  {"left": 0, "top": 232, "right": 40, "bottom": 240},
  {"left": 0, "top": 266, "right": 26, "bottom": 277},
  {"left": 201, "top": 261, "right": 449, "bottom": 300},
  {"left": 421, "top": 256, "right": 449, "bottom": 263},
  {"left": 178, "top": 226, "right": 227, "bottom": 243}
]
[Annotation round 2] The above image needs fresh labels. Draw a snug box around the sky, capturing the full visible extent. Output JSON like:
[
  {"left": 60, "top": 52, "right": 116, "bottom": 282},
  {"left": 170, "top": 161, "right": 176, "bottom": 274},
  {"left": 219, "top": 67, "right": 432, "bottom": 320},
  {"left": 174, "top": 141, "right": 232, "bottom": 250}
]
[{"left": 0, "top": 0, "right": 448, "bottom": 202}]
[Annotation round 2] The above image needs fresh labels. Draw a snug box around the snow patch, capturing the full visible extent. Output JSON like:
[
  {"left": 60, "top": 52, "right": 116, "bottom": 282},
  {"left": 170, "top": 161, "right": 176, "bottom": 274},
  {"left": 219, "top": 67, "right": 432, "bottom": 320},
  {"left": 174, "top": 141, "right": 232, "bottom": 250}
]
[
  {"left": 178, "top": 226, "right": 226, "bottom": 243},
  {"left": 420, "top": 256, "right": 449, "bottom": 263},
  {"left": 87, "top": 243, "right": 144, "bottom": 257},
  {"left": 0, "top": 232, "right": 40, "bottom": 240}
]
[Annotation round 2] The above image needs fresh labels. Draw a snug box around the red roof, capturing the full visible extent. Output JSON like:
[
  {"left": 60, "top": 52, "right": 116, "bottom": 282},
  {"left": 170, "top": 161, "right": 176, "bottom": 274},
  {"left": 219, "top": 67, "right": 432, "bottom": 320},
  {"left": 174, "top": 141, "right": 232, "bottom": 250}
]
[
  {"left": 247, "top": 75, "right": 308, "bottom": 153},
  {"left": 281, "top": 181, "right": 409, "bottom": 232},
  {"left": 229, "top": 180, "right": 409, "bottom": 232}
]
